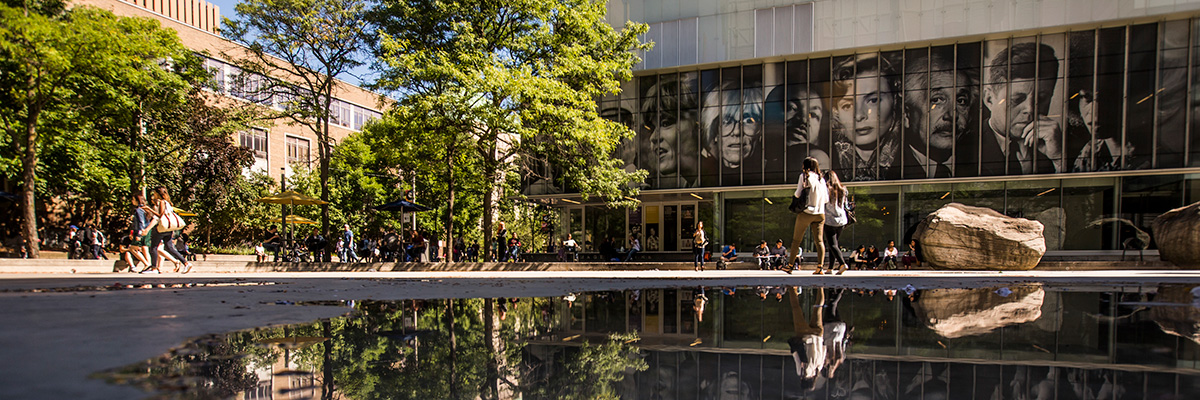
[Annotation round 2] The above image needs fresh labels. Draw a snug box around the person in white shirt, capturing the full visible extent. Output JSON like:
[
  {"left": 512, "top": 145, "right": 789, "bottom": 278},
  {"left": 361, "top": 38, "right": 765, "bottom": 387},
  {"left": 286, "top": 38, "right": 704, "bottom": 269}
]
[
  {"left": 789, "top": 157, "right": 829, "bottom": 274},
  {"left": 786, "top": 286, "right": 825, "bottom": 390},
  {"left": 881, "top": 240, "right": 900, "bottom": 269},
  {"left": 821, "top": 170, "right": 849, "bottom": 275},
  {"left": 562, "top": 234, "right": 579, "bottom": 262},
  {"left": 624, "top": 235, "right": 640, "bottom": 262}
]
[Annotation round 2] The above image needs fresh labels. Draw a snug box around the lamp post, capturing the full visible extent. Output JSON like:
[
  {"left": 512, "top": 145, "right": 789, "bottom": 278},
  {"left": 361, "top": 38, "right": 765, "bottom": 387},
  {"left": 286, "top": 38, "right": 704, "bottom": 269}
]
[{"left": 280, "top": 167, "right": 288, "bottom": 258}]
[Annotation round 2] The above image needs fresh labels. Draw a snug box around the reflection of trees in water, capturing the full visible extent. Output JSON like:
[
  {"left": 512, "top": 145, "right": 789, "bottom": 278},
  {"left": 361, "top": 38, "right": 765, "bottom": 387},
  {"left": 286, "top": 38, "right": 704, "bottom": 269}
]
[{"left": 99, "top": 297, "right": 646, "bottom": 399}]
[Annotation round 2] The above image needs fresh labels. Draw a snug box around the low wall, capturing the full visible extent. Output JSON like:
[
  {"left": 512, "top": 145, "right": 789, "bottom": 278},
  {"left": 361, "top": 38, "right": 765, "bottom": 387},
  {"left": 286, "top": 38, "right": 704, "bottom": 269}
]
[{"left": 0, "top": 259, "right": 1176, "bottom": 274}]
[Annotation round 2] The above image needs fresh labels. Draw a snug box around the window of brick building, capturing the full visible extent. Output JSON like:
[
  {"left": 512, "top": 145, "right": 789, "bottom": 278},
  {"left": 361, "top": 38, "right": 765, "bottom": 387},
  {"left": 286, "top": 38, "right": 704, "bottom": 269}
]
[
  {"left": 286, "top": 136, "right": 311, "bottom": 167},
  {"left": 239, "top": 129, "right": 268, "bottom": 159}
]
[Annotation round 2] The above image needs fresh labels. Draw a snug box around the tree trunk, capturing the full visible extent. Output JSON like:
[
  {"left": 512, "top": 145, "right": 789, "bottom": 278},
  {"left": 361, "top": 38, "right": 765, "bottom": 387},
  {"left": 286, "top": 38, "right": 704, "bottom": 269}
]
[
  {"left": 447, "top": 299, "right": 458, "bottom": 398},
  {"left": 21, "top": 105, "right": 40, "bottom": 258},
  {"left": 320, "top": 118, "right": 332, "bottom": 261},
  {"left": 483, "top": 298, "right": 499, "bottom": 399},
  {"left": 321, "top": 320, "right": 335, "bottom": 400},
  {"left": 481, "top": 144, "right": 497, "bottom": 262},
  {"left": 446, "top": 146, "right": 454, "bottom": 263}
]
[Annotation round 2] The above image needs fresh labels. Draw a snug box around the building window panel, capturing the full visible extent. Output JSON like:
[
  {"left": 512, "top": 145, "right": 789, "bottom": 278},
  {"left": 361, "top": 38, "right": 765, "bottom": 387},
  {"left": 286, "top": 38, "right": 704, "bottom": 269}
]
[
  {"left": 239, "top": 129, "right": 268, "bottom": 159},
  {"left": 286, "top": 136, "right": 311, "bottom": 167}
]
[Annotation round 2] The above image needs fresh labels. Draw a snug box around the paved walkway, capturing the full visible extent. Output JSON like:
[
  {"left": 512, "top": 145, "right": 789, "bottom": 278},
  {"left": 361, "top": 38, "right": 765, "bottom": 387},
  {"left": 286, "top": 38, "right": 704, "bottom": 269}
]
[{"left": 1, "top": 260, "right": 1197, "bottom": 399}]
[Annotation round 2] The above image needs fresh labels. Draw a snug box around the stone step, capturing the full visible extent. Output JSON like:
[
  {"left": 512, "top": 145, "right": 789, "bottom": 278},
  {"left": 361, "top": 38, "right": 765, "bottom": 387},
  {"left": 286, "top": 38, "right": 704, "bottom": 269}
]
[{"left": 0, "top": 259, "right": 1179, "bottom": 274}]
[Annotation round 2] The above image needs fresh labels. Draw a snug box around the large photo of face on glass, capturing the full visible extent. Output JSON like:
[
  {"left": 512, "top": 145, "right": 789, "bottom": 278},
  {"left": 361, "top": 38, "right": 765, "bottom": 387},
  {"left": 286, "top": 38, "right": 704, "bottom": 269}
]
[
  {"left": 1066, "top": 27, "right": 1128, "bottom": 173},
  {"left": 762, "top": 62, "right": 788, "bottom": 184},
  {"left": 901, "top": 45, "right": 980, "bottom": 179},
  {"left": 639, "top": 73, "right": 702, "bottom": 188},
  {"left": 702, "top": 67, "right": 764, "bottom": 187},
  {"left": 775, "top": 60, "right": 832, "bottom": 184},
  {"left": 602, "top": 80, "right": 642, "bottom": 187},
  {"left": 980, "top": 38, "right": 1068, "bottom": 176},
  {"left": 830, "top": 53, "right": 903, "bottom": 182}
]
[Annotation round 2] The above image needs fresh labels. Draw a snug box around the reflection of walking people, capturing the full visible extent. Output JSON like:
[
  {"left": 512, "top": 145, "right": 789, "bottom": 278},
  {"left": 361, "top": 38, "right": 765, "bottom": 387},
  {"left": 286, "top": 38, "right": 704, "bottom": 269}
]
[
  {"left": 787, "top": 286, "right": 826, "bottom": 390},
  {"left": 692, "top": 221, "right": 708, "bottom": 271},
  {"left": 789, "top": 157, "right": 828, "bottom": 274}
]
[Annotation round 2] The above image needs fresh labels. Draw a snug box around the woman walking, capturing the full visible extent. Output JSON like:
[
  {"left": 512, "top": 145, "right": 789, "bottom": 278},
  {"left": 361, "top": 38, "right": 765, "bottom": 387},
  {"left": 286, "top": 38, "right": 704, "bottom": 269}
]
[
  {"left": 822, "top": 171, "right": 850, "bottom": 275},
  {"left": 128, "top": 193, "right": 152, "bottom": 272},
  {"left": 141, "top": 187, "right": 191, "bottom": 274},
  {"left": 692, "top": 221, "right": 708, "bottom": 271},
  {"left": 789, "top": 157, "right": 828, "bottom": 274}
]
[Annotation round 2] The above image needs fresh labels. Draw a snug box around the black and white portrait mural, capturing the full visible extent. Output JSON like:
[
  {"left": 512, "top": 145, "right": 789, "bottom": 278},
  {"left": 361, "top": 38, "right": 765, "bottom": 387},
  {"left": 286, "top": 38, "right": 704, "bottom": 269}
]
[{"left": 581, "top": 20, "right": 1200, "bottom": 194}]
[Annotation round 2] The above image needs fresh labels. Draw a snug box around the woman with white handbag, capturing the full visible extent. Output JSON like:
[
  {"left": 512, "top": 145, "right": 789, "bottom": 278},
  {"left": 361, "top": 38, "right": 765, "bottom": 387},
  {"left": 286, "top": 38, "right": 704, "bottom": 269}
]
[
  {"left": 140, "top": 186, "right": 192, "bottom": 274},
  {"left": 787, "top": 157, "right": 828, "bottom": 274}
]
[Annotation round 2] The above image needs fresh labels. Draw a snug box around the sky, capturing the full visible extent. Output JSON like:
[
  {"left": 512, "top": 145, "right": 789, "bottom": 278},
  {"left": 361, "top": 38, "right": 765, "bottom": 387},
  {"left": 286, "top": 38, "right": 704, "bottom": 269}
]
[{"left": 204, "top": 0, "right": 377, "bottom": 88}]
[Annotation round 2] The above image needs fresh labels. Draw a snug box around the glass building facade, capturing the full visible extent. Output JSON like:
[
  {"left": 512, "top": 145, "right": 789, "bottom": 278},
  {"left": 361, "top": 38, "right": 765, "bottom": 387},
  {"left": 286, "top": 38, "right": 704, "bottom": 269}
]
[{"left": 531, "top": 1, "right": 1200, "bottom": 255}]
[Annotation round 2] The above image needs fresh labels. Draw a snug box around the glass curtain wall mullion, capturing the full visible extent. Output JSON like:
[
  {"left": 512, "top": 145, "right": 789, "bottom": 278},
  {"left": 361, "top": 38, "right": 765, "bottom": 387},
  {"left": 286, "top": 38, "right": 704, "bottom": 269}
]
[
  {"left": 1121, "top": 25, "right": 1131, "bottom": 169},
  {"left": 1154, "top": 22, "right": 1164, "bottom": 169},
  {"left": 1189, "top": 19, "right": 1196, "bottom": 167}
]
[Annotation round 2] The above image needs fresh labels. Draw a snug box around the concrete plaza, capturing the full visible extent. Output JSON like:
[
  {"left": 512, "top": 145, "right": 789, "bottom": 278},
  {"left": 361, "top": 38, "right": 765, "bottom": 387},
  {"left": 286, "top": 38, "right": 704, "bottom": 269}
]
[{"left": 1, "top": 261, "right": 1198, "bottom": 399}]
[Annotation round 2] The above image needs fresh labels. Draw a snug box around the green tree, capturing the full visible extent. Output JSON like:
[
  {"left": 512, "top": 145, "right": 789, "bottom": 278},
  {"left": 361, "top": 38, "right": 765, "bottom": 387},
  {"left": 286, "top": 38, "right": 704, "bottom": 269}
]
[
  {"left": 287, "top": 133, "right": 406, "bottom": 237},
  {"left": 371, "top": 0, "right": 650, "bottom": 260},
  {"left": 223, "top": 0, "right": 374, "bottom": 258},
  {"left": 0, "top": 5, "right": 198, "bottom": 257}
]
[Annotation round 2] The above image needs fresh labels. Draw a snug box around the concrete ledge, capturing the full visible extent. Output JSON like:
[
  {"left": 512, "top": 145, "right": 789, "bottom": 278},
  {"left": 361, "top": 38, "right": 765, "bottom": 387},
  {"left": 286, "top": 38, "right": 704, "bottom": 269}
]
[{"left": 0, "top": 258, "right": 1179, "bottom": 274}]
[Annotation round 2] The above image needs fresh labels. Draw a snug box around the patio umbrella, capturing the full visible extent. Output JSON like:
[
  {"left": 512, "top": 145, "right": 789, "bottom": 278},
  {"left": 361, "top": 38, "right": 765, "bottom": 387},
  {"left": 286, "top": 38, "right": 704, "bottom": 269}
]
[
  {"left": 257, "top": 191, "right": 328, "bottom": 254},
  {"left": 173, "top": 208, "right": 199, "bottom": 217},
  {"left": 375, "top": 199, "right": 431, "bottom": 212},
  {"left": 257, "top": 190, "right": 329, "bottom": 206},
  {"left": 271, "top": 215, "right": 318, "bottom": 225},
  {"left": 375, "top": 199, "right": 432, "bottom": 231}
]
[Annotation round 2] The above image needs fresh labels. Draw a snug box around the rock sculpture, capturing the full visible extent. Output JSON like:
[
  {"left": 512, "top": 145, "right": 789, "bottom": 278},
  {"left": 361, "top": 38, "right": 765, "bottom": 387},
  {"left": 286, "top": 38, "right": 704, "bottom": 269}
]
[
  {"left": 914, "top": 203, "right": 1045, "bottom": 270},
  {"left": 1152, "top": 201, "right": 1200, "bottom": 268}
]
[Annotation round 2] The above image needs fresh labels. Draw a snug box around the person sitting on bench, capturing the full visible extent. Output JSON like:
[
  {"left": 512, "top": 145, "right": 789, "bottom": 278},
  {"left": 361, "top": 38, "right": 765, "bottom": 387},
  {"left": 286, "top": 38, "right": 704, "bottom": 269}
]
[
  {"left": 718, "top": 243, "right": 737, "bottom": 270},
  {"left": 754, "top": 240, "right": 771, "bottom": 270},
  {"left": 769, "top": 239, "right": 790, "bottom": 270}
]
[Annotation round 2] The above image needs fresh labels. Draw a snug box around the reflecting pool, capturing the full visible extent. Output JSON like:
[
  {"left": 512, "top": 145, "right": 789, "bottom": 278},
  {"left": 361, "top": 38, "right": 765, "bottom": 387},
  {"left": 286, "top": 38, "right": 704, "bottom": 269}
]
[{"left": 97, "top": 283, "right": 1200, "bottom": 399}]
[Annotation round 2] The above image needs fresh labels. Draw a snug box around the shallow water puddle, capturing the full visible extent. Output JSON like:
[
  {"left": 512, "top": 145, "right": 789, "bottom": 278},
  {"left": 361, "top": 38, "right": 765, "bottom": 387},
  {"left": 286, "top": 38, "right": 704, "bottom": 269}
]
[{"left": 94, "top": 283, "right": 1200, "bottom": 399}]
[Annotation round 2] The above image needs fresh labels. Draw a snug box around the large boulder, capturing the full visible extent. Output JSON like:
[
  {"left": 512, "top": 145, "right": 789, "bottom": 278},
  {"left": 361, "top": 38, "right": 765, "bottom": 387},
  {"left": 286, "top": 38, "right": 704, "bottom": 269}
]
[
  {"left": 913, "top": 285, "right": 1045, "bottom": 338},
  {"left": 914, "top": 203, "right": 1046, "bottom": 270},
  {"left": 1150, "top": 285, "right": 1200, "bottom": 344},
  {"left": 1153, "top": 201, "right": 1200, "bottom": 268}
]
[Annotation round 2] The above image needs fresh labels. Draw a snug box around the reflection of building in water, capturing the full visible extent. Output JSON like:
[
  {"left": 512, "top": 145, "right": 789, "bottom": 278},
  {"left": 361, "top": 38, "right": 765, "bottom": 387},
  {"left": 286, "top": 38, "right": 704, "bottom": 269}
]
[
  {"left": 534, "top": 0, "right": 1200, "bottom": 262},
  {"left": 239, "top": 336, "right": 337, "bottom": 400},
  {"left": 542, "top": 286, "right": 1200, "bottom": 398}
]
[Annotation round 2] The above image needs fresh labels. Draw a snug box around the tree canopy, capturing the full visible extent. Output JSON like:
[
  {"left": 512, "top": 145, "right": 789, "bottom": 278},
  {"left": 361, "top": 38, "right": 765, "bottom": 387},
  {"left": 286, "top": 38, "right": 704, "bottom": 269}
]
[{"left": 367, "top": 0, "right": 649, "bottom": 257}]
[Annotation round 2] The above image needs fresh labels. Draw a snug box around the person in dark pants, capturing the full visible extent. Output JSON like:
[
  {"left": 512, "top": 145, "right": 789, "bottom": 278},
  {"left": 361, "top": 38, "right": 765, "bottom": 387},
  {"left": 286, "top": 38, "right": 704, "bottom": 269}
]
[
  {"left": 305, "top": 228, "right": 327, "bottom": 262},
  {"left": 822, "top": 171, "right": 849, "bottom": 275},
  {"left": 262, "top": 226, "right": 282, "bottom": 262},
  {"left": 864, "top": 245, "right": 881, "bottom": 269},
  {"left": 143, "top": 187, "right": 191, "bottom": 273},
  {"left": 692, "top": 221, "right": 708, "bottom": 272}
]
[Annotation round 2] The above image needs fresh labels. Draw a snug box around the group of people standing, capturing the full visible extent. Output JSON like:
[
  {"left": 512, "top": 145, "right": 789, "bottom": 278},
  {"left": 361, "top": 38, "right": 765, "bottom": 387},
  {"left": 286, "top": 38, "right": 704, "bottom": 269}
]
[{"left": 64, "top": 224, "right": 107, "bottom": 260}]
